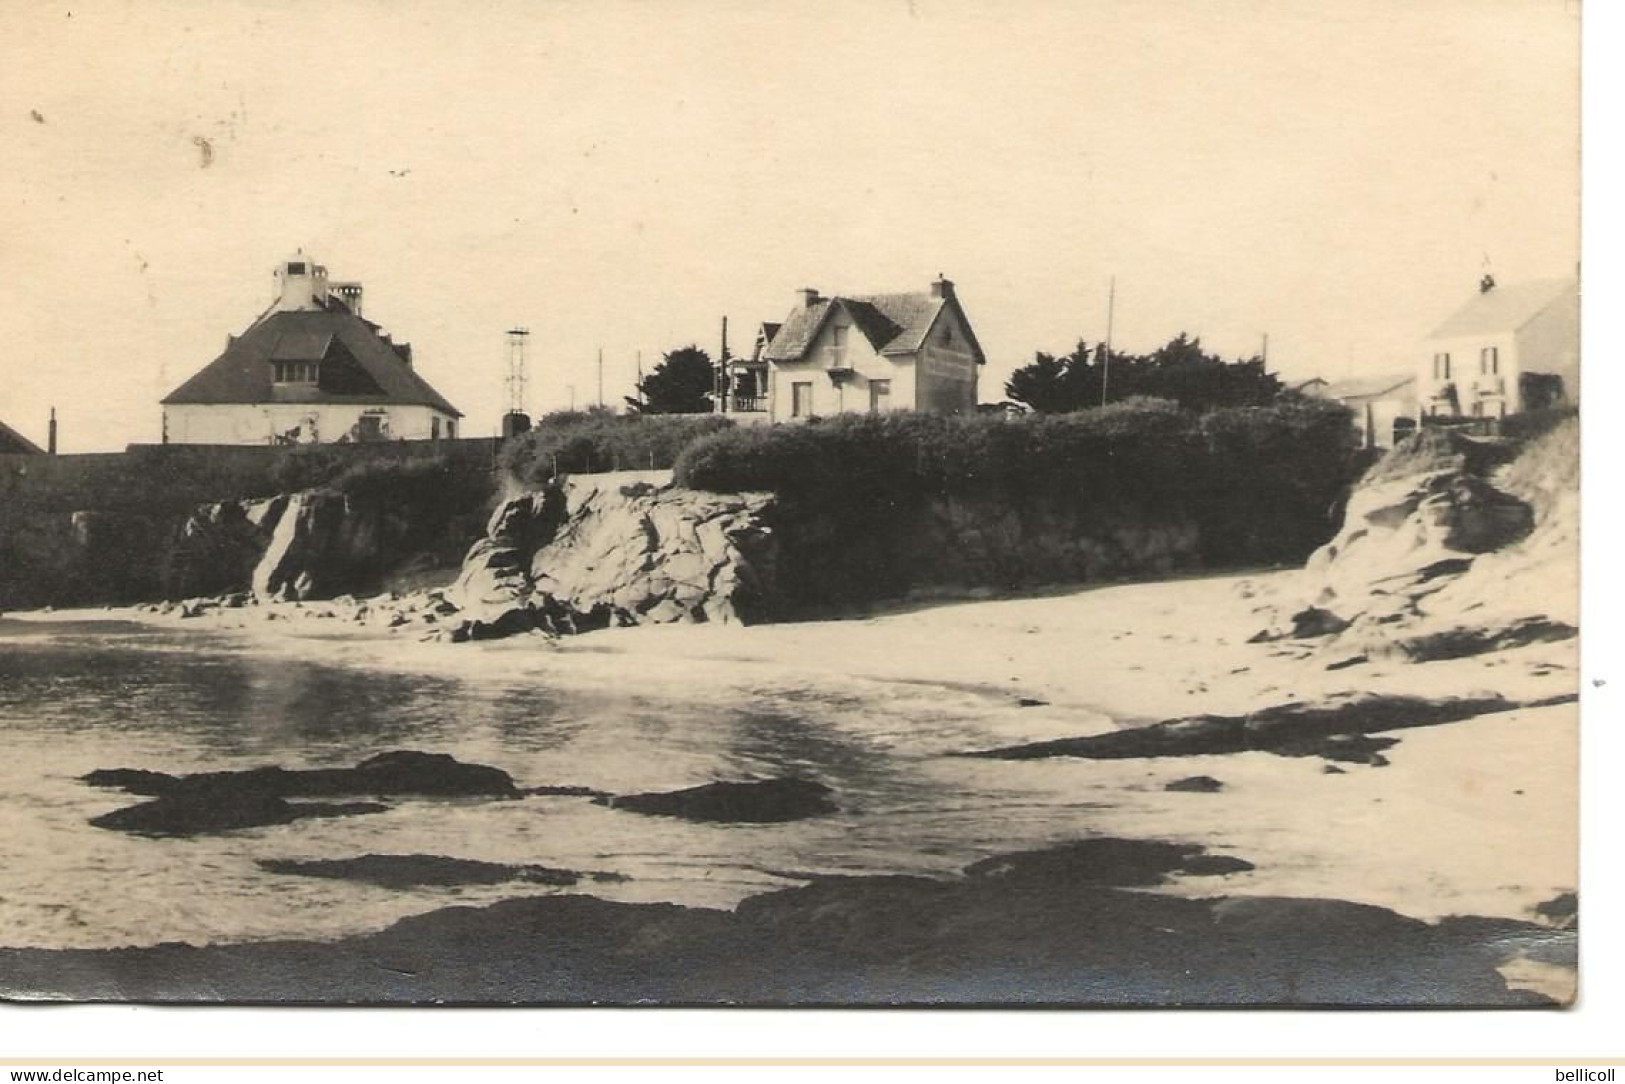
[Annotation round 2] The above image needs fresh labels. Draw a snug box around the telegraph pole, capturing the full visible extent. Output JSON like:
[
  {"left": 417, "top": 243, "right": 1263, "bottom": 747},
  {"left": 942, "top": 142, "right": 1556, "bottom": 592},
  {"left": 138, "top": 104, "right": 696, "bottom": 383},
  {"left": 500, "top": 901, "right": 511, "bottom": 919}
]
[
  {"left": 1101, "top": 276, "right": 1116, "bottom": 407},
  {"left": 596, "top": 347, "right": 604, "bottom": 409}
]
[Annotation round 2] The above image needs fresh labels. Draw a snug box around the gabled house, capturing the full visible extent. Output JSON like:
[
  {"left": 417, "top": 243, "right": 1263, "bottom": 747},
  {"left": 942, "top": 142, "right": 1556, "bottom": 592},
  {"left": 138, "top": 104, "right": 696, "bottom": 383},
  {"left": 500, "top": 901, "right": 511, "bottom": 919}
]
[
  {"left": 160, "top": 254, "right": 462, "bottom": 445},
  {"left": 1419, "top": 276, "right": 1579, "bottom": 420},
  {"left": 719, "top": 277, "right": 985, "bottom": 422}
]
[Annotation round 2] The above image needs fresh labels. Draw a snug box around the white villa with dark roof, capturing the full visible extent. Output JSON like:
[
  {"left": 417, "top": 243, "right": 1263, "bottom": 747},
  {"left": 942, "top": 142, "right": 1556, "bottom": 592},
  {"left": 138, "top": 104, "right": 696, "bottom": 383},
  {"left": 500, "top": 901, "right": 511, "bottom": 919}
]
[
  {"left": 1419, "top": 276, "right": 1579, "bottom": 420},
  {"left": 718, "top": 277, "right": 984, "bottom": 423},
  {"left": 160, "top": 254, "right": 462, "bottom": 445}
]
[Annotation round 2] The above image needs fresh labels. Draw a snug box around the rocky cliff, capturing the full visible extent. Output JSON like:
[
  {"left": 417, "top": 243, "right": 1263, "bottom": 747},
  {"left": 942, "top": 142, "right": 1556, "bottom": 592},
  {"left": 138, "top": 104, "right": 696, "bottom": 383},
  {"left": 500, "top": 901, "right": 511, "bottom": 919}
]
[
  {"left": 448, "top": 472, "right": 777, "bottom": 639},
  {"left": 1253, "top": 420, "right": 1578, "bottom": 662},
  {"left": 0, "top": 482, "right": 486, "bottom": 610},
  {"left": 441, "top": 470, "right": 1204, "bottom": 639}
]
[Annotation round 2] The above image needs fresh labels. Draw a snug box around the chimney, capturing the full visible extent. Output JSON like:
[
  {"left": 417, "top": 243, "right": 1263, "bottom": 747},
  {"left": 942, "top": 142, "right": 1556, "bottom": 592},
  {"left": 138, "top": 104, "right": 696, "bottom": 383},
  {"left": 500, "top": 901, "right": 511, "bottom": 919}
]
[
  {"left": 931, "top": 275, "right": 955, "bottom": 300},
  {"left": 48, "top": 407, "right": 57, "bottom": 455},
  {"left": 799, "top": 287, "right": 822, "bottom": 309},
  {"left": 330, "top": 281, "right": 364, "bottom": 316}
]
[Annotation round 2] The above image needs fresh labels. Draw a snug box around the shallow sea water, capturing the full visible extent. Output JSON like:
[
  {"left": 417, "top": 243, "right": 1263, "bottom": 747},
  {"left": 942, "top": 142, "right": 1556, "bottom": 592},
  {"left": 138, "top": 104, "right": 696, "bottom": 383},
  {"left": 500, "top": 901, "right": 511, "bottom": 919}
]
[{"left": 0, "top": 616, "right": 1127, "bottom": 950}]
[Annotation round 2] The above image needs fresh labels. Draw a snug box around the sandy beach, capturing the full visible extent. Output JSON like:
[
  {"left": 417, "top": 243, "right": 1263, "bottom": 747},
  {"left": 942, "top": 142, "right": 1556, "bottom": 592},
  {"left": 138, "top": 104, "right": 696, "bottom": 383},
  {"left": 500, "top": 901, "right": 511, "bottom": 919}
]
[{"left": 3, "top": 556, "right": 1578, "bottom": 1004}]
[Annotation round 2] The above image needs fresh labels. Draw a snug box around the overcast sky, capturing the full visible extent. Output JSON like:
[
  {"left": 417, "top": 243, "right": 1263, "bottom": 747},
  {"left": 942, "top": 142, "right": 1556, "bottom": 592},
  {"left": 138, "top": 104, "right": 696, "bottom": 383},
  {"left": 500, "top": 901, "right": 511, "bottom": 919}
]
[{"left": 0, "top": 0, "right": 1580, "bottom": 451}]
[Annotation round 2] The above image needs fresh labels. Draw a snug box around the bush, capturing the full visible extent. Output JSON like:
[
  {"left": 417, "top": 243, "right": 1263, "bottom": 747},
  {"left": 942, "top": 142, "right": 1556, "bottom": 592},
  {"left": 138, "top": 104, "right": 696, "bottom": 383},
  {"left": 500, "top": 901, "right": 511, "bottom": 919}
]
[
  {"left": 677, "top": 400, "right": 1204, "bottom": 508},
  {"left": 674, "top": 398, "right": 1363, "bottom": 566},
  {"left": 501, "top": 412, "right": 733, "bottom": 486}
]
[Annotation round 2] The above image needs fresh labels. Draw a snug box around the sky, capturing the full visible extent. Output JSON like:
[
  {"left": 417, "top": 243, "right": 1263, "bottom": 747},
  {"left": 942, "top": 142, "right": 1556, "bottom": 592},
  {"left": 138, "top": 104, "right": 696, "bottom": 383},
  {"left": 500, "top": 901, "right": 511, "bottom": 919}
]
[{"left": 0, "top": 0, "right": 1580, "bottom": 451}]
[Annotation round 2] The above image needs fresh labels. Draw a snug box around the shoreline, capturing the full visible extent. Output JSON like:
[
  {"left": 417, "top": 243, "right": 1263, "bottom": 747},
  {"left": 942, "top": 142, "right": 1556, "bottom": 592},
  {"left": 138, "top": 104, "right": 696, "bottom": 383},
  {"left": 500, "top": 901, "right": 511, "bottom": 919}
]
[{"left": 0, "top": 566, "right": 1579, "bottom": 1003}]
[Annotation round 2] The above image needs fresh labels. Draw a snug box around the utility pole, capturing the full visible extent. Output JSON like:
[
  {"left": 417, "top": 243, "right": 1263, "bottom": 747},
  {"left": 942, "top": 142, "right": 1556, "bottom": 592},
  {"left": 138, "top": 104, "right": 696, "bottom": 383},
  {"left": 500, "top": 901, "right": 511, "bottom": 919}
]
[
  {"left": 596, "top": 347, "right": 604, "bottom": 408},
  {"left": 1261, "top": 333, "right": 1270, "bottom": 370},
  {"left": 717, "top": 315, "right": 730, "bottom": 413},
  {"left": 1102, "top": 275, "right": 1116, "bottom": 407}
]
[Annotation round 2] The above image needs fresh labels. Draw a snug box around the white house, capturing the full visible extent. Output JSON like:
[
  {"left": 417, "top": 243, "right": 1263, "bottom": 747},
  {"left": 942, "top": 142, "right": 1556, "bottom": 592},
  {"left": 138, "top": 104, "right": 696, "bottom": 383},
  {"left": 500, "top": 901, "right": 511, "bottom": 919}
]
[
  {"left": 161, "top": 254, "right": 462, "bottom": 445},
  {"left": 1418, "top": 277, "right": 1579, "bottom": 420},
  {"left": 717, "top": 277, "right": 985, "bottom": 423}
]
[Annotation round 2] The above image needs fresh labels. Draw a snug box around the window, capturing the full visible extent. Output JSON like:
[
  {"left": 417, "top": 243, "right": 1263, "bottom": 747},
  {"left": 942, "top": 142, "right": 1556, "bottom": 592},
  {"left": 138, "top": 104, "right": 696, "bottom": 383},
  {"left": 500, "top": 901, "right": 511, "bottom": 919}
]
[
  {"left": 869, "top": 379, "right": 892, "bottom": 414},
  {"left": 791, "top": 381, "right": 813, "bottom": 418},
  {"left": 830, "top": 325, "right": 848, "bottom": 369},
  {"left": 942, "top": 324, "right": 954, "bottom": 347},
  {"left": 1433, "top": 352, "right": 1451, "bottom": 380},
  {"left": 273, "top": 361, "right": 319, "bottom": 384},
  {"left": 286, "top": 261, "right": 307, "bottom": 275},
  {"left": 1481, "top": 346, "right": 1499, "bottom": 375},
  {"left": 431, "top": 416, "right": 441, "bottom": 440},
  {"left": 447, "top": 420, "right": 457, "bottom": 440}
]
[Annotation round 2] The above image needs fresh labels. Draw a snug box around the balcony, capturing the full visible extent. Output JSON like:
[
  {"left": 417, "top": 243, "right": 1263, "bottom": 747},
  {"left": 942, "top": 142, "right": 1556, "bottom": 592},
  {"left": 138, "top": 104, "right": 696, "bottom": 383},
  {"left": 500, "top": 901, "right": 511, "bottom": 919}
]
[
  {"left": 1474, "top": 375, "right": 1505, "bottom": 396},
  {"left": 728, "top": 395, "right": 768, "bottom": 413}
]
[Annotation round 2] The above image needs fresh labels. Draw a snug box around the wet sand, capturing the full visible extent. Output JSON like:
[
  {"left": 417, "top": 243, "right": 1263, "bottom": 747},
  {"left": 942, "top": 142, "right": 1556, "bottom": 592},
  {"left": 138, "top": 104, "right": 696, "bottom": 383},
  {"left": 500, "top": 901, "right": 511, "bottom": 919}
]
[{"left": 3, "top": 568, "right": 1579, "bottom": 1005}]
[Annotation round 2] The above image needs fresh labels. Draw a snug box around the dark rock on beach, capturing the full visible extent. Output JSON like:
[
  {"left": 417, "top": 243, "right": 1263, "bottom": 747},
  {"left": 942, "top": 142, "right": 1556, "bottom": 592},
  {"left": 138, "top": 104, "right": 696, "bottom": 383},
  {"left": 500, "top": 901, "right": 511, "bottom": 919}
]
[
  {"left": 598, "top": 778, "right": 837, "bottom": 823},
  {"left": 967, "top": 692, "right": 1536, "bottom": 763},
  {"left": 84, "top": 751, "right": 520, "bottom": 837},
  {"left": 257, "top": 854, "right": 583, "bottom": 889},
  {"left": 1164, "top": 775, "right": 1224, "bottom": 793},
  {"left": 962, "top": 837, "right": 1252, "bottom": 887},
  {"left": 90, "top": 794, "right": 385, "bottom": 837},
  {"left": 0, "top": 836, "right": 1553, "bottom": 1006},
  {"left": 84, "top": 750, "right": 520, "bottom": 802}
]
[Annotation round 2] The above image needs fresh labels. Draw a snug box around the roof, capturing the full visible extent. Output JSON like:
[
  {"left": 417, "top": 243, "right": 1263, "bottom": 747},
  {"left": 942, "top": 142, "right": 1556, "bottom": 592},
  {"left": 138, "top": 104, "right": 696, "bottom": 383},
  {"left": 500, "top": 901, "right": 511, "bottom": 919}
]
[
  {"left": 761, "top": 289, "right": 986, "bottom": 365},
  {"left": 161, "top": 304, "right": 461, "bottom": 417},
  {"left": 0, "top": 418, "right": 45, "bottom": 454},
  {"left": 1429, "top": 278, "right": 1577, "bottom": 340},
  {"left": 1320, "top": 373, "right": 1416, "bottom": 402}
]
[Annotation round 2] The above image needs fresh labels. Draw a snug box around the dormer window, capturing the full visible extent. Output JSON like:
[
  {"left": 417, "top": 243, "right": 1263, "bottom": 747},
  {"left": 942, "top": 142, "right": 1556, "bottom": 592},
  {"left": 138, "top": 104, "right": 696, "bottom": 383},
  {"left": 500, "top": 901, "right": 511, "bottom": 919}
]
[{"left": 273, "top": 361, "right": 319, "bottom": 384}]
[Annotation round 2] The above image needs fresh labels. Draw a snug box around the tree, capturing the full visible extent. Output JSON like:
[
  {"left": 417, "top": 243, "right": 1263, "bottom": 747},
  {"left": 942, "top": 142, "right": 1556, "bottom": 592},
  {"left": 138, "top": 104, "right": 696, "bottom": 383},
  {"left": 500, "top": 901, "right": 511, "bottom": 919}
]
[
  {"left": 627, "top": 345, "right": 715, "bottom": 414},
  {"left": 1004, "top": 334, "right": 1282, "bottom": 413},
  {"left": 1004, "top": 349, "right": 1081, "bottom": 414}
]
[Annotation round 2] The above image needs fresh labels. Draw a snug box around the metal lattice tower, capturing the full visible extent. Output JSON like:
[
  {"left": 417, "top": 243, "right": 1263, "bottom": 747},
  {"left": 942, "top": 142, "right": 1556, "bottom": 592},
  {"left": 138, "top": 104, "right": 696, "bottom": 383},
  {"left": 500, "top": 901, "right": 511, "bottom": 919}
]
[{"left": 505, "top": 328, "right": 530, "bottom": 415}]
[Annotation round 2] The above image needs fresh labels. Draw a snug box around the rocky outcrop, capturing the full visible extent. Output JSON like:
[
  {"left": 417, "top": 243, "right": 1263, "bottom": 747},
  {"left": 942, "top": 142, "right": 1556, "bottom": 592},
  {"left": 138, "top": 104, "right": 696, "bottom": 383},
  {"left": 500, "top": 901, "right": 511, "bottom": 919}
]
[
  {"left": 1251, "top": 424, "right": 1577, "bottom": 660},
  {"left": 251, "top": 489, "right": 475, "bottom": 602},
  {"left": 447, "top": 472, "right": 778, "bottom": 639},
  {"left": 84, "top": 751, "right": 522, "bottom": 801},
  {"left": 0, "top": 474, "right": 485, "bottom": 609},
  {"left": 90, "top": 793, "right": 386, "bottom": 837},
  {"left": 163, "top": 497, "right": 288, "bottom": 599},
  {"left": 84, "top": 751, "right": 522, "bottom": 836}
]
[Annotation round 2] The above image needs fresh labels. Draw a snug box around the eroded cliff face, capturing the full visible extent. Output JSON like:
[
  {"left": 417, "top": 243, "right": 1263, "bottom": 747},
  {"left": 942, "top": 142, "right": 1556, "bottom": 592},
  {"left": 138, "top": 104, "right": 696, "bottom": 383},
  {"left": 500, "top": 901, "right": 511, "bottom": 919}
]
[
  {"left": 442, "top": 471, "right": 1205, "bottom": 639},
  {"left": 1253, "top": 422, "right": 1578, "bottom": 662},
  {"left": 0, "top": 485, "right": 482, "bottom": 610}
]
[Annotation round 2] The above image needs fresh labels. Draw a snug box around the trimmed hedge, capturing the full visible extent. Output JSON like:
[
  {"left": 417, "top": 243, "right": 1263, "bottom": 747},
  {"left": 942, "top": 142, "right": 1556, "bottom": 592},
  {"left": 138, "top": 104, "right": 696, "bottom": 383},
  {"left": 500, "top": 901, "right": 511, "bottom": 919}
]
[
  {"left": 674, "top": 398, "right": 1361, "bottom": 566},
  {"left": 501, "top": 412, "right": 733, "bottom": 486}
]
